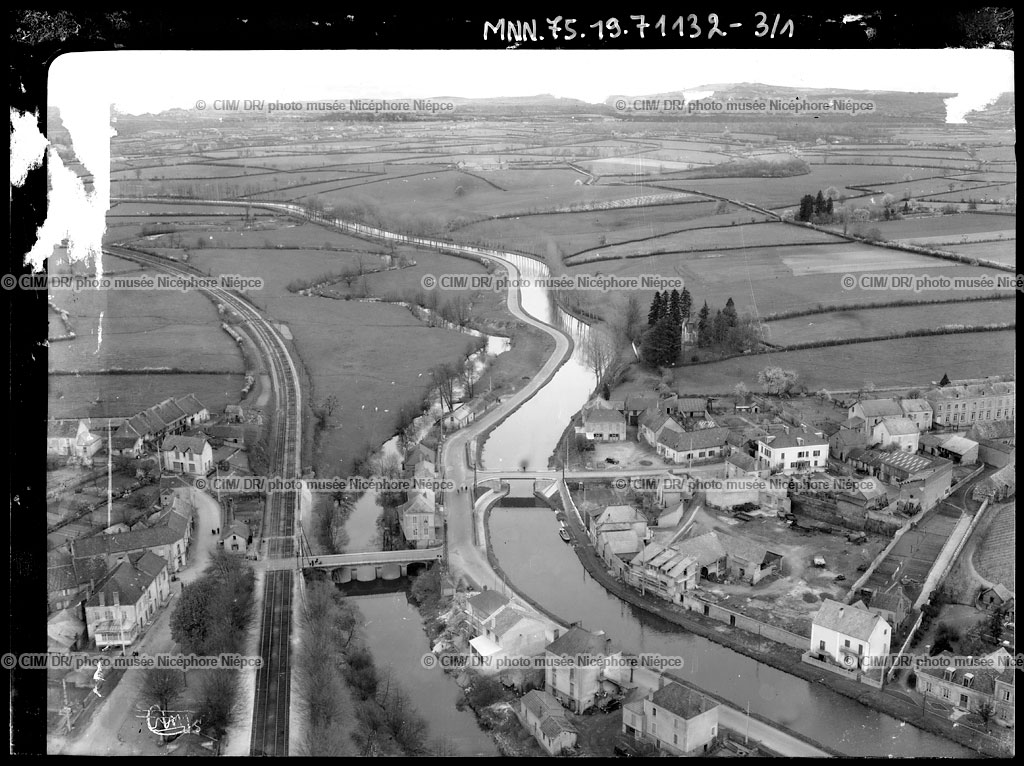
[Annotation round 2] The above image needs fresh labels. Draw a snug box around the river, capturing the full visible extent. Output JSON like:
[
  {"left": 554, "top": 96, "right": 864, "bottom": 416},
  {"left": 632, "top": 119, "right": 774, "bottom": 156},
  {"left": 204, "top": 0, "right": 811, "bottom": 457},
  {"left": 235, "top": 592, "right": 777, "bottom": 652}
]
[{"left": 351, "top": 590, "right": 499, "bottom": 757}]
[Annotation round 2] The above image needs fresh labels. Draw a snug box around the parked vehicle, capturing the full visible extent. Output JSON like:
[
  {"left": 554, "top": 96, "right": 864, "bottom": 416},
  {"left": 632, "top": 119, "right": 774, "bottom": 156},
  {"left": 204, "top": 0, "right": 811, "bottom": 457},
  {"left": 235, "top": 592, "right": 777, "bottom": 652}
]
[{"left": 559, "top": 526, "right": 571, "bottom": 543}]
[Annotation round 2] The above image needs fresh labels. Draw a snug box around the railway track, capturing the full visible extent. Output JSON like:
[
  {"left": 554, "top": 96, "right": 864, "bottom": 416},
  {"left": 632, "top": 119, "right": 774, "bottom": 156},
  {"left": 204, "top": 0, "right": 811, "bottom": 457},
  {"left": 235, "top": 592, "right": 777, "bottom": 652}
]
[
  {"left": 103, "top": 244, "right": 302, "bottom": 756},
  {"left": 249, "top": 569, "right": 293, "bottom": 756}
]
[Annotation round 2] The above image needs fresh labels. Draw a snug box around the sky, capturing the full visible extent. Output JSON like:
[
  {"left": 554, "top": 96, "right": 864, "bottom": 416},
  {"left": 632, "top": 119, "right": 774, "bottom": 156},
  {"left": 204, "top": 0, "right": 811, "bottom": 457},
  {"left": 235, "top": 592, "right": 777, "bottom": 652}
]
[{"left": 49, "top": 48, "right": 1014, "bottom": 117}]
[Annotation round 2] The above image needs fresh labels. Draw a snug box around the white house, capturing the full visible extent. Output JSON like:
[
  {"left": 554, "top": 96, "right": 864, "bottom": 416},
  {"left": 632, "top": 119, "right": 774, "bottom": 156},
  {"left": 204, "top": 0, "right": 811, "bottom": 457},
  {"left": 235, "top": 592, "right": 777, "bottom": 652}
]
[
  {"left": 805, "top": 599, "right": 891, "bottom": 683},
  {"left": 399, "top": 491, "right": 443, "bottom": 548},
  {"left": 47, "top": 419, "right": 101, "bottom": 460},
  {"left": 871, "top": 417, "right": 920, "bottom": 453},
  {"left": 848, "top": 398, "right": 903, "bottom": 436},
  {"left": 756, "top": 429, "right": 828, "bottom": 473},
  {"left": 84, "top": 551, "right": 170, "bottom": 649},
  {"left": 160, "top": 435, "right": 213, "bottom": 476},
  {"left": 469, "top": 603, "right": 558, "bottom": 671},
  {"left": 898, "top": 398, "right": 933, "bottom": 431},
  {"left": 657, "top": 427, "right": 731, "bottom": 465},
  {"left": 221, "top": 521, "right": 249, "bottom": 554},
  {"left": 622, "top": 681, "right": 720, "bottom": 756}
]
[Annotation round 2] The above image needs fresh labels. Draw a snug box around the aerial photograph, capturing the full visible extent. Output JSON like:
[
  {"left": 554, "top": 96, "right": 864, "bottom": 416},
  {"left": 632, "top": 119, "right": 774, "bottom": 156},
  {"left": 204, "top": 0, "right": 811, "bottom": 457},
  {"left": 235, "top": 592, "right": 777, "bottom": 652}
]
[{"left": 28, "top": 34, "right": 1014, "bottom": 759}]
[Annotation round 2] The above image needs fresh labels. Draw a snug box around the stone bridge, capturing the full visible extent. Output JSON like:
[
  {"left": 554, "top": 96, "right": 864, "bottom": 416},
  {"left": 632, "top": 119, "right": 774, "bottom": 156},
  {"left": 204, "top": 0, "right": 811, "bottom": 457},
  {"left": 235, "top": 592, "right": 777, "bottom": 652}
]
[{"left": 301, "top": 547, "right": 444, "bottom": 582}]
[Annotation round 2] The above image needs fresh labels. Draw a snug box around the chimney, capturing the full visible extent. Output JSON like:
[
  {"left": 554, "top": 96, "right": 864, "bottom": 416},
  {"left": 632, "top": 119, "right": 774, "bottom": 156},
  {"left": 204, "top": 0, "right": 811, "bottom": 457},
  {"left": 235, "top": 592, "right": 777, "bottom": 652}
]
[
  {"left": 98, "top": 592, "right": 105, "bottom": 607},
  {"left": 113, "top": 591, "right": 120, "bottom": 607}
]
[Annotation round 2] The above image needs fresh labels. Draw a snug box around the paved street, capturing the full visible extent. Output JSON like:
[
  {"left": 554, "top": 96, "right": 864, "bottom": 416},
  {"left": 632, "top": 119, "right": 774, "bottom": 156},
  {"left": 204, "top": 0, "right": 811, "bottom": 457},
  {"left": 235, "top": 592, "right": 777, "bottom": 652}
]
[{"left": 49, "top": 487, "right": 222, "bottom": 755}]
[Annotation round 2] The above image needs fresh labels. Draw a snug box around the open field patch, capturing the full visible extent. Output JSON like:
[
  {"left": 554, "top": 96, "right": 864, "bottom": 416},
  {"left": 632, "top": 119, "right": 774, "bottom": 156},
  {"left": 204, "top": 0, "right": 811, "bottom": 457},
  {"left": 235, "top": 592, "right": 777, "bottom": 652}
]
[
  {"left": 780, "top": 246, "right": 957, "bottom": 275},
  {"left": 48, "top": 372, "right": 246, "bottom": 421},
  {"left": 764, "top": 299, "right": 1015, "bottom": 345},
  {"left": 974, "top": 502, "right": 1015, "bottom": 590},
  {"left": 942, "top": 239, "right": 1016, "bottom": 267},
  {"left": 671, "top": 330, "right": 1015, "bottom": 394},
  {"left": 845, "top": 213, "right": 1016, "bottom": 239}
]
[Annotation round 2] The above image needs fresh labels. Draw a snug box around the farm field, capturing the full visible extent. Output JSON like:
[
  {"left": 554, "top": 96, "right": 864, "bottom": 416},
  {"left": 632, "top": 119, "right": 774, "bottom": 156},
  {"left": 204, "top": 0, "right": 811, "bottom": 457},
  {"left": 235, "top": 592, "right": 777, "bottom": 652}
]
[
  {"left": 48, "top": 272, "right": 246, "bottom": 374},
  {"left": 48, "top": 372, "right": 246, "bottom": 421},
  {"left": 763, "top": 299, "right": 1015, "bottom": 346},
  {"left": 269, "top": 298, "right": 482, "bottom": 475},
  {"left": 843, "top": 213, "right": 1017, "bottom": 239},
  {"left": 943, "top": 239, "right": 1016, "bottom": 267},
  {"left": 671, "top": 330, "right": 1015, "bottom": 394},
  {"left": 143, "top": 221, "right": 391, "bottom": 254},
  {"left": 569, "top": 244, "right": 1014, "bottom": 317},
  {"left": 652, "top": 164, "right": 947, "bottom": 209},
  {"left": 973, "top": 502, "right": 1015, "bottom": 589},
  {"left": 450, "top": 200, "right": 761, "bottom": 257},
  {"left": 916, "top": 182, "right": 1016, "bottom": 202},
  {"left": 568, "top": 222, "right": 843, "bottom": 263}
]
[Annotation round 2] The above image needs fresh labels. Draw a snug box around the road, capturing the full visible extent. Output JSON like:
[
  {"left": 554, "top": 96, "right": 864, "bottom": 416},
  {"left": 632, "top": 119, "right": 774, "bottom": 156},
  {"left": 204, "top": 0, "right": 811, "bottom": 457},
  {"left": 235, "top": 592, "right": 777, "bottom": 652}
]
[
  {"left": 50, "top": 487, "right": 222, "bottom": 755},
  {"left": 719, "top": 705, "right": 830, "bottom": 758}
]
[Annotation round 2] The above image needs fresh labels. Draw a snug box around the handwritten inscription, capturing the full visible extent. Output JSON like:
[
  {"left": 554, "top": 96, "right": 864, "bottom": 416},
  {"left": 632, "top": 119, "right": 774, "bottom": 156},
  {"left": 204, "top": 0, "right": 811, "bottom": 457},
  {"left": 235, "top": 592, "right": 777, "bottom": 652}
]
[{"left": 483, "top": 14, "right": 794, "bottom": 42}]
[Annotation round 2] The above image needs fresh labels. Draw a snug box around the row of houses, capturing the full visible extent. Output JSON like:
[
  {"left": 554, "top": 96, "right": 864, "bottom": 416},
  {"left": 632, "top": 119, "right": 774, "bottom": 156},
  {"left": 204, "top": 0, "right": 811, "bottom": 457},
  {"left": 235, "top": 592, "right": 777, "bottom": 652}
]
[
  {"left": 849, "top": 382, "right": 1014, "bottom": 432},
  {"left": 460, "top": 589, "right": 725, "bottom": 757}
]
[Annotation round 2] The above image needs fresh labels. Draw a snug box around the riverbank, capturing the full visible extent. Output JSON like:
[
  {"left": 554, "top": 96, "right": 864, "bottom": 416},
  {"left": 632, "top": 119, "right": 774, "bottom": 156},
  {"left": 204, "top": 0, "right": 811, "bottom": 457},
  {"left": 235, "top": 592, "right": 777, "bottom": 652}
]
[{"left": 557, "top": 497, "right": 1002, "bottom": 756}]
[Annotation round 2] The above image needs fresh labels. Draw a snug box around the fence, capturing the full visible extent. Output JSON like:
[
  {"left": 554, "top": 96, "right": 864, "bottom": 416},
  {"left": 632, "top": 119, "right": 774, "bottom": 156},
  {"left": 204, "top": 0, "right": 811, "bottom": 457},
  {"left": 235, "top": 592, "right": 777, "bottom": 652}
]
[{"left": 679, "top": 594, "right": 808, "bottom": 649}]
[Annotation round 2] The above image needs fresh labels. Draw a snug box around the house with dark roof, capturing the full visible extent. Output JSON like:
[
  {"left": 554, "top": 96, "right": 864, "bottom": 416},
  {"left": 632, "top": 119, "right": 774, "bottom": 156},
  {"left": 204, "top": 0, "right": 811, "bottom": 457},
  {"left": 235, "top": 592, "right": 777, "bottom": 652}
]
[
  {"left": 84, "top": 551, "right": 170, "bottom": 649},
  {"left": 592, "top": 506, "right": 649, "bottom": 572},
  {"left": 675, "top": 397, "right": 710, "bottom": 420},
  {"left": 580, "top": 406, "right": 626, "bottom": 441},
  {"left": 517, "top": 689, "right": 578, "bottom": 755},
  {"left": 804, "top": 599, "right": 891, "bottom": 685},
  {"left": 829, "top": 425, "right": 867, "bottom": 462},
  {"left": 160, "top": 435, "right": 213, "bottom": 476},
  {"left": 72, "top": 499, "right": 194, "bottom": 573},
  {"left": 466, "top": 589, "right": 510, "bottom": 633},
  {"left": 638, "top": 408, "right": 684, "bottom": 449},
  {"left": 622, "top": 681, "right": 720, "bottom": 756},
  {"left": 866, "top": 583, "right": 911, "bottom": 627},
  {"left": 622, "top": 392, "right": 676, "bottom": 426},
  {"left": 657, "top": 427, "right": 731, "bottom": 465},
  {"left": 756, "top": 428, "right": 829, "bottom": 474},
  {"left": 972, "top": 463, "right": 1014, "bottom": 502},
  {"left": 544, "top": 627, "right": 627, "bottom": 714},
  {"left": 848, "top": 399, "right": 903, "bottom": 436}
]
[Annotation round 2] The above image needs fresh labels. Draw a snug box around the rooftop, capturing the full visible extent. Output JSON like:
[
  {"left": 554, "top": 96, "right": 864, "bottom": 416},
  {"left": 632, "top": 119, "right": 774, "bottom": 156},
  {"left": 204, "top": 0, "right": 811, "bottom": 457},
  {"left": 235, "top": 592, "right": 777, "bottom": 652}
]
[
  {"left": 546, "top": 626, "right": 612, "bottom": 657},
  {"left": 467, "top": 589, "right": 510, "bottom": 620},
  {"left": 813, "top": 598, "right": 888, "bottom": 641},
  {"left": 877, "top": 417, "right": 919, "bottom": 436},
  {"left": 650, "top": 682, "right": 718, "bottom": 719},
  {"left": 854, "top": 399, "right": 903, "bottom": 418}
]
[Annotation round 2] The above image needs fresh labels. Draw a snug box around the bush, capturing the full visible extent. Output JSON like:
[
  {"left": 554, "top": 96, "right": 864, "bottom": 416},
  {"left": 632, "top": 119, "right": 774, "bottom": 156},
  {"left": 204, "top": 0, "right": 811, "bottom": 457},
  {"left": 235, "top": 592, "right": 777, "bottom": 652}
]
[{"left": 465, "top": 673, "right": 505, "bottom": 709}]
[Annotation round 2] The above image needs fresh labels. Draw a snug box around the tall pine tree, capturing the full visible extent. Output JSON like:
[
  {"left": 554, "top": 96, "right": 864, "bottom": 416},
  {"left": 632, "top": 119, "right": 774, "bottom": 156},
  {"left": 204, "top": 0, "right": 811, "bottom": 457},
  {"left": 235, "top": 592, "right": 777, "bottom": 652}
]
[
  {"left": 679, "top": 287, "right": 692, "bottom": 320},
  {"left": 696, "top": 301, "right": 711, "bottom": 347},
  {"left": 648, "top": 292, "right": 663, "bottom": 326},
  {"left": 668, "top": 289, "right": 682, "bottom": 325},
  {"left": 723, "top": 297, "right": 738, "bottom": 328},
  {"left": 641, "top": 316, "right": 682, "bottom": 368}
]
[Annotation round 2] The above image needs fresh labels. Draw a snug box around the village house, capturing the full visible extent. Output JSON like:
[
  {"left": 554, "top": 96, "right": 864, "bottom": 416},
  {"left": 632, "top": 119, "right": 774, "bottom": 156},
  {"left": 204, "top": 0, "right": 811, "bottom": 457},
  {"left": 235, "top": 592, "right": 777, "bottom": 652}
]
[
  {"left": 917, "top": 647, "right": 1014, "bottom": 727},
  {"left": 465, "top": 589, "right": 511, "bottom": 634},
  {"left": 718, "top": 534, "right": 783, "bottom": 586},
  {"left": 160, "top": 435, "right": 214, "bottom": 476},
  {"left": 848, "top": 399, "right": 903, "bottom": 437},
  {"left": 875, "top": 450, "right": 953, "bottom": 512},
  {"left": 71, "top": 498, "right": 194, "bottom": 573},
  {"left": 638, "top": 408, "right": 684, "bottom": 448},
  {"left": 84, "top": 551, "right": 171, "bottom": 649},
  {"left": 113, "top": 394, "right": 210, "bottom": 454},
  {"left": 622, "top": 392, "right": 677, "bottom": 426},
  {"left": 580, "top": 406, "right": 627, "bottom": 442},
  {"left": 724, "top": 452, "right": 769, "bottom": 479},
  {"left": 756, "top": 429, "right": 829, "bottom": 474},
  {"left": 971, "top": 464, "right": 1014, "bottom": 502},
  {"left": 622, "top": 681, "right": 720, "bottom": 756},
  {"left": 469, "top": 603, "right": 559, "bottom": 670},
  {"left": 977, "top": 583, "right": 1013, "bottom": 614},
  {"left": 872, "top": 417, "right": 921, "bottom": 452},
  {"left": 46, "top": 419, "right": 102, "bottom": 461},
  {"left": 967, "top": 419, "right": 1015, "bottom": 444},
  {"left": 399, "top": 459, "right": 443, "bottom": 548},
  {"left": 625, "top": 541, "right": 697, "bottom": 604},
  {"left": 804, "top": 599, "right": 891, "bottom": 685},
  {"left": 675, "top": 397, "right": 710, "bottom": 421},
  {"left": 544, "top": 627, "right": 629, "bottom": 714},
  {"left": 925, "top": 381, "right": 1015, "bottom": 427},
  {"left": 866, "top": 583, "right": 911, "bottom": 628},
  {"left": 593, "top": 505, "right": 649, "bottom": 575},
  {"left": 829, "top": 425, "right": 868, "bottom": 462},
  {"left": 667, "top": 532, "right": 727, "bottom": 581},
  {"left": 657, "top": 427, "right": 731, "bottom": 465},
  {"left": 517, "top": 689, "right": 578, "bottom": 756},
  {"left": 47, "top": 548, "right": 105, "bottom": 615},
  {"left": 48, "top": 607, "right": 87, "bottom": 654},
  {"left": 898, "top": 398, "right": 934, "bottom": 431},
  {"left": 221, "top": 520, "right": 249, "bottom": 554}
]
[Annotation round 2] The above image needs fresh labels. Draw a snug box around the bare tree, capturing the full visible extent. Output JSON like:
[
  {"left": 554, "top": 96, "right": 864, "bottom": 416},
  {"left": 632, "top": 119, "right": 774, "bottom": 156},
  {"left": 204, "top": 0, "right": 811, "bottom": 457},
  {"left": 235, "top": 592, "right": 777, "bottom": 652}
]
[{"left": 431, "top": 363, "right": 458, "bottom": 413}]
